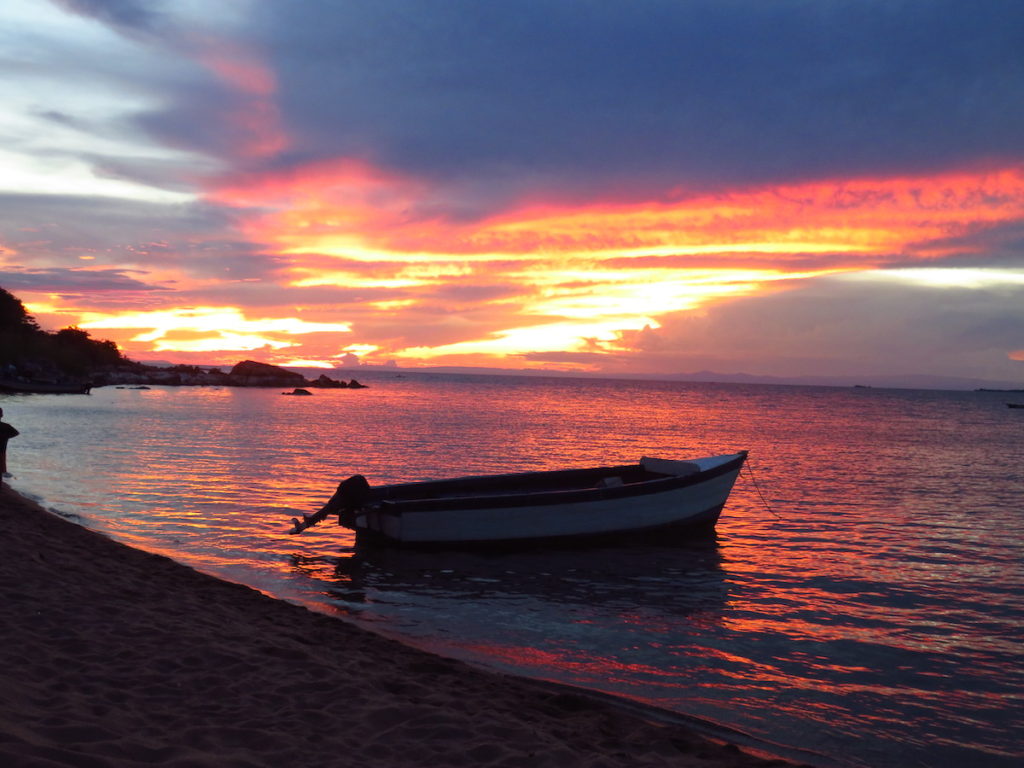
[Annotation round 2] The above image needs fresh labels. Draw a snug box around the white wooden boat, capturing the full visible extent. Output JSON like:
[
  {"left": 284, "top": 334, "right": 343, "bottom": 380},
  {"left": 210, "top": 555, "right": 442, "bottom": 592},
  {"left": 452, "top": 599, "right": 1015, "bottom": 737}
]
[{"left": 290, "top": 451, "right": 748, "bottom": 547}]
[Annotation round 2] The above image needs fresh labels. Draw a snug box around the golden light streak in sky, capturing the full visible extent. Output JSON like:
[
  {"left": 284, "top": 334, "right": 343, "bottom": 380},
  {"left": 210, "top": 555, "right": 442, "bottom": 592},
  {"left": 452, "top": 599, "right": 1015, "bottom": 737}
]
[
  {"left": 188, "top": 161, "right": 1024, "bottom": 367},
  {"left": 402, "top": 318, "right": 656, "bottom": 361},
  {"left": 39, "top": 162, "right": 1024, "bottom": 369},
  {"left": 224, "top": 162, "right": 1024, "bottom": 265},
  {"left": 847, "top": 268, "right": 1024, "bottom": 289},
  {"left": 77, "top": 307, "right": 352, "bottom": 359}
]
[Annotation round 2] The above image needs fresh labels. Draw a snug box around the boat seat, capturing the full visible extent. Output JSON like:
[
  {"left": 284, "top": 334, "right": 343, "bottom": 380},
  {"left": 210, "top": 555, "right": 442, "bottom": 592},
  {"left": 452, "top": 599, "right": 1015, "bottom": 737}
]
[{"left": 595, "top": 476, "right": 624, "bottom": 488}]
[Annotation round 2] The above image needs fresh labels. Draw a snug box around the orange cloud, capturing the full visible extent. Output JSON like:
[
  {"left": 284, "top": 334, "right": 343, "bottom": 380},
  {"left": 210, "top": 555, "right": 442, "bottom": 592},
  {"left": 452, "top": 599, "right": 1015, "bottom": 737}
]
[
  {"left": 201, "top": 160, "right": 1024, "bottom": 368},
  {"left": 41, "top": 162, "right": 1019, "bottom": 370},
  {"left": 216, "top": 161, "right": 1024, "bottom": 260}
]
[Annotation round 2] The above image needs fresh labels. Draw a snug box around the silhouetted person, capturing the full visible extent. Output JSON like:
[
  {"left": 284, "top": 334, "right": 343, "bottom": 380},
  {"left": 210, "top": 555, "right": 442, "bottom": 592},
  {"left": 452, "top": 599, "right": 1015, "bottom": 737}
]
[{"left": 0, "top": 407, "right": 18, "bottom": 480}]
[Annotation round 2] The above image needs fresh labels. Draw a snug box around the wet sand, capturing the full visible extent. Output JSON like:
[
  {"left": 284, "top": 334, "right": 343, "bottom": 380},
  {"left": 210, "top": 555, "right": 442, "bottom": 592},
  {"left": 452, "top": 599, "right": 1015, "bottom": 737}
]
[{"left": 0, "top": 483, "right": 801, "bottom": 768}]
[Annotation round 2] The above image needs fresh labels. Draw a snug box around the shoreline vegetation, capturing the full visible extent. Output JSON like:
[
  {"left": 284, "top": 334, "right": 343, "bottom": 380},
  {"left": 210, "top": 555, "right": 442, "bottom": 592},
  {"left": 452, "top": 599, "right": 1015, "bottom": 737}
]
[{"left": 0, "top": 483, "right": 800, "bottom": 768}]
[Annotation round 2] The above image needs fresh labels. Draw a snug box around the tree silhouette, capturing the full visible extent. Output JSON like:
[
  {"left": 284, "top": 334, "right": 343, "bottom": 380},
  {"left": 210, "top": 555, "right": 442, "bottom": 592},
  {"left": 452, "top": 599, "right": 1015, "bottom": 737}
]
[
  {"left": 0, "top": 286, "right": 125, "bottom": 377},
  {"left": 0, "top": 287, "right": 39, "bottom": 332}
]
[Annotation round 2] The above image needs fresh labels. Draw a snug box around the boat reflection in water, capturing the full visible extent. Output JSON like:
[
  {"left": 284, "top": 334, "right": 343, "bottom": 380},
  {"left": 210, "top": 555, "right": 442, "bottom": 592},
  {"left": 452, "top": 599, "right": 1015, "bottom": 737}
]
[{"left": 290, "top": 537, "right": 731, "bottom": 689}]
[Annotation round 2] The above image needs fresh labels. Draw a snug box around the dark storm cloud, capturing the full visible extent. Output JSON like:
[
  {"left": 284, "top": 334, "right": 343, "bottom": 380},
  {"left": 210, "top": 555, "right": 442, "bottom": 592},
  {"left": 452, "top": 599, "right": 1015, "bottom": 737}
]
[{"left": 254, "top": 0, "right": 1024, "bottom": 203}]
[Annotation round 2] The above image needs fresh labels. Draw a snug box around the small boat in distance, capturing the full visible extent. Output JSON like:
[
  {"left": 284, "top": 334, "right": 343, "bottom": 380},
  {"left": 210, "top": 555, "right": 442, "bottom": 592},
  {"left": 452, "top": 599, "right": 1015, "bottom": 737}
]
[
  {"left": 1008, "top": 403, "right": 1024, "bottom": 409},
  {"left": 290, "top": 452, "right": 748, "bottom": 547}
]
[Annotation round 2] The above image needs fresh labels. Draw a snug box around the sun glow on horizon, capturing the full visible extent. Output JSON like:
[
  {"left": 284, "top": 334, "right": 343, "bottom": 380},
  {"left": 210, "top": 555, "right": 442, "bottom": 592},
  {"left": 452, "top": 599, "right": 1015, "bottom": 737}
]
[{"left": 400, "top": 317, "right": 661, "bottom": 361}]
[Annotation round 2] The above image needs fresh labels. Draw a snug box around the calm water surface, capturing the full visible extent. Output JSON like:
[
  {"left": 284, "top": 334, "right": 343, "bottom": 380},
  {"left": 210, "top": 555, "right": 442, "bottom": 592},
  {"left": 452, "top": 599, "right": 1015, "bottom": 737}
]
[{"left": 4, "top": 374, "right": 1022, "bottom": 768}]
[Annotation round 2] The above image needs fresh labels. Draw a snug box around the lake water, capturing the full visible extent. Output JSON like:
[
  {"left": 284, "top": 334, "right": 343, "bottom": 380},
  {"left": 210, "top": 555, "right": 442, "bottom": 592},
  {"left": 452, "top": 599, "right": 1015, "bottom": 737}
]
[{"left": 4, "top": 374, "right": 1022, "bottom": 767}]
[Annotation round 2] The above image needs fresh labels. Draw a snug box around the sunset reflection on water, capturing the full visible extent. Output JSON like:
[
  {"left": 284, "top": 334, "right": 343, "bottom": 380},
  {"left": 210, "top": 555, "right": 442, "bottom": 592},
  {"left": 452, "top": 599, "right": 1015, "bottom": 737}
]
[{"left": 5, "top": 375, "right": 1023, "bottom": 768}]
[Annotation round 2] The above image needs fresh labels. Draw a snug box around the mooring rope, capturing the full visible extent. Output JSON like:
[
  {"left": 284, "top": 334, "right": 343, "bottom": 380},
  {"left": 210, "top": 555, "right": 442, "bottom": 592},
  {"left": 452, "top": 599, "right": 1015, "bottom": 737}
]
[{"left": 742, "top": 456, "right": 782, "bottom": 520}]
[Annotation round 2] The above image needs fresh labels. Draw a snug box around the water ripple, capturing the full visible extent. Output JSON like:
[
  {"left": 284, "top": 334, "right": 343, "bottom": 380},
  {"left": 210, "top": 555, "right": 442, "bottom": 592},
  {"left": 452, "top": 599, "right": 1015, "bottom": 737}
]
[{"left": 4, "top": 377, "right": 1023, "bottom": 768}]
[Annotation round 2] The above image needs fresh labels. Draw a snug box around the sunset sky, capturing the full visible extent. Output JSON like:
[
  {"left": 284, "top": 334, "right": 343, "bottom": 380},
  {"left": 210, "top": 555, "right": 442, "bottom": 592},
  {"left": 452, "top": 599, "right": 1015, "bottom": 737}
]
[{"left": 2, "top": 0, "right": 1023, "bottom": 383}]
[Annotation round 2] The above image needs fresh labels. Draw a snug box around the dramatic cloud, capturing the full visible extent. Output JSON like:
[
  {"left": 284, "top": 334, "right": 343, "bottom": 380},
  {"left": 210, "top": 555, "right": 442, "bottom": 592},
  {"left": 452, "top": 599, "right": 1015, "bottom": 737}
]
[
  {"left": 256, "top": 0, "right": 1024, "bottom": 202},
  {"left": 1, "top": 0, "right": 1022, "bottom": 383}
]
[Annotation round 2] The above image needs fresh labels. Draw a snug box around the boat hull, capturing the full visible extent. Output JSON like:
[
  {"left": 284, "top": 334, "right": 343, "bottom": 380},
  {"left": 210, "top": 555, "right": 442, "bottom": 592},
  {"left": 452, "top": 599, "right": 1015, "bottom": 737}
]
[
  {"left": 353, "top": 502, "right": 728, "bottom": 549},
  {"left": 350, "top": 452, "right": 746, "bottom": 548}
]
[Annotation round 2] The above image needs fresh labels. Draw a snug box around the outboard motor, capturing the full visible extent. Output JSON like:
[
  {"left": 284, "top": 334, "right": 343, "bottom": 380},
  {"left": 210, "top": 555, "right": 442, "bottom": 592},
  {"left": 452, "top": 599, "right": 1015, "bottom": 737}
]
[
  {"left": 328, "top": 474, "right": 371, "bottom": 527},
  {"left": 289, "top": 474, "right": 373, "bottom": 534}
]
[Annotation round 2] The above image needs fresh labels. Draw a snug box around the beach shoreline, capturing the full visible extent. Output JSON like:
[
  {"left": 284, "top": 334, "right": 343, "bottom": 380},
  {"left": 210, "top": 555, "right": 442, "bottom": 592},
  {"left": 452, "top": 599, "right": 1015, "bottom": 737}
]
[{"left": 0, "top": 482, "right": 802, "bottom": 767}]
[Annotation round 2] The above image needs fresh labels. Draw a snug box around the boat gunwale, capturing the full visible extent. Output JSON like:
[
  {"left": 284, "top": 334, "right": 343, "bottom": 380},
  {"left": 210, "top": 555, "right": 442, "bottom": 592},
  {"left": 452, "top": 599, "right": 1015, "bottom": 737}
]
[{"left": 373, "top": 452, "right": 747, "bottom": 515}]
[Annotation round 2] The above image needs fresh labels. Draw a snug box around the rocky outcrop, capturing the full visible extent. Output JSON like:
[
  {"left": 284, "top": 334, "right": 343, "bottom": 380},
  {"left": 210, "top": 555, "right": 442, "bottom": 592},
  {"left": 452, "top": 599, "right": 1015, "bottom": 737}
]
[
  {"left": 92, "top": 360, "right": 369, "bottom": 389},
  {"left": 229, "top": 360, "right": 307, "bottom": 387},
  {"left": 314, "top": 374, "right": 352, "bottom": 389}
]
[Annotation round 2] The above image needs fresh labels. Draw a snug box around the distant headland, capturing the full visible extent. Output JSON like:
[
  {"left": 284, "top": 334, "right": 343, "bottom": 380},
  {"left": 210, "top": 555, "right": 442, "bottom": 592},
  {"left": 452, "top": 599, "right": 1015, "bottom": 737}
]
[
  {"left": 0, "top": 286, "right": 364, "bottom": 392},
  {"left": 3, "top": 357, "right": 367, "bottom": 394},
  {"left": 103, "top": 360, "right": 367, "bottom": 390}
]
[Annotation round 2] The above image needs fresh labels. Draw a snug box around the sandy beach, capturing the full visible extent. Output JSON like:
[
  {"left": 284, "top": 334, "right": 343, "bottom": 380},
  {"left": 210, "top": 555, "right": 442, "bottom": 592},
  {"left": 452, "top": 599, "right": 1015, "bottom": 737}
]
[{"left": 0, "top": 483, "right": 800, "bottom": 768}]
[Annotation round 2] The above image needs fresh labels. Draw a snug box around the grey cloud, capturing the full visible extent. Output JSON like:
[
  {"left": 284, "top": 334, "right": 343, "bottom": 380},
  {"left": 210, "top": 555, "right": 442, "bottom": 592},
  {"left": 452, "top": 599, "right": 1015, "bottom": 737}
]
[
  {"left": 24, "top": 2, "right": 255, "bottom": 185},
  {"left": 620, "top": 275, "right": 1024, "bottom": 380},
  {"left": 86, "top": 155, "right": 207, "bottom": 195},
  {"left": 424, "top": 283, "right": 524, "bottom": 304},
  {"left": 133, "top": 81, "right": 266, "bottom": 165},
  {"left": 0, "top": 193, "right": 284, "bottom": 281},
  {"left": 905, "top": 221, "right": 1024, "bottom": 268},
  {"left": 1, "top": 267, "right": 162, "bottom": 293},
  {"left": 35, "top": 109, "right": 87, "bottom": 129},
  {"left": 51, "top": 0, "right": 170, "bottom": 38}
]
